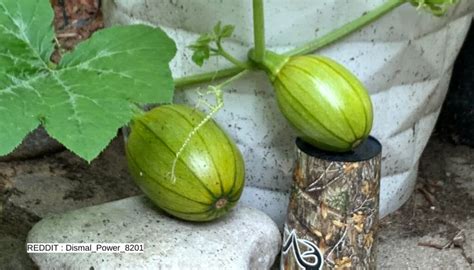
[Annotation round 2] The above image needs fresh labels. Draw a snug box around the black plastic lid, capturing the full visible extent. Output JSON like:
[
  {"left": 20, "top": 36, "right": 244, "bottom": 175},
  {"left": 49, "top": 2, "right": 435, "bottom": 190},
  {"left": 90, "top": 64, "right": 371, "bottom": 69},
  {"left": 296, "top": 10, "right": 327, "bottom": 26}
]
[{"left": 296, "top": 136, "right": 382, "bottom": 162}]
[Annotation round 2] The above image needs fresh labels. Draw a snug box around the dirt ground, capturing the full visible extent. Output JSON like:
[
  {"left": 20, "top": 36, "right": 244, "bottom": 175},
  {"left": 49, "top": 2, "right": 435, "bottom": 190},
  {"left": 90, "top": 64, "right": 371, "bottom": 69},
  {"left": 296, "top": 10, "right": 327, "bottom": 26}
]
[
  {"left": 50, "top": 0, "right": 104, "bottom": 63},
  {"left": 381, "top": 138, "right": 473, "bottom": 239},
  {"left": 0, "top": 134, "right": 472, "bottom": 269},
  {"left": 377, "top": 135, "right": 473, "bottom": 269}
]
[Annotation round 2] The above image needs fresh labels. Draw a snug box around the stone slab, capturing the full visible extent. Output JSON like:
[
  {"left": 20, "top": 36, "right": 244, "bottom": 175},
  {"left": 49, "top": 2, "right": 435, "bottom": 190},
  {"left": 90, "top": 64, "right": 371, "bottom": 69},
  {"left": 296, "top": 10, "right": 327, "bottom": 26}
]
[{"left": 28, "top": 196, "right": 281, "bottom": 270}]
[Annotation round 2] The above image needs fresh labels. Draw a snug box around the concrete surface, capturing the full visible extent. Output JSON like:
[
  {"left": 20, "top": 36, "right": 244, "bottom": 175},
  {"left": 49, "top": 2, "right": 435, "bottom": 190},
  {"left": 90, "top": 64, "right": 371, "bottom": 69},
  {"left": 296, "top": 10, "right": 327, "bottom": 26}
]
[{"left": 377, "top": 135, "right": 473, "bottom": 269}]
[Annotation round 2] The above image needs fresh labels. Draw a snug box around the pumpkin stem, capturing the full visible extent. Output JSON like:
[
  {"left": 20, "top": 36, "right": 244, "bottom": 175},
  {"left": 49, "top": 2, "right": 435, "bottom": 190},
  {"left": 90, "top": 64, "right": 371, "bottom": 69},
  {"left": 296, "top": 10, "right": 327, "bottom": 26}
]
[{"left": 249, "top": 49, "right": 289, "bottom": 81}]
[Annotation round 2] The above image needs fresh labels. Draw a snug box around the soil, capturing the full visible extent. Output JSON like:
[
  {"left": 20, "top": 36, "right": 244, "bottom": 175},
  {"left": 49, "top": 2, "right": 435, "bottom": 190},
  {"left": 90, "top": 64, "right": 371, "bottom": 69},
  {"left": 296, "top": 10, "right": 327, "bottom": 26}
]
[
  {"left": 50, "top": 0, "right": 104, "bottom": 63},
  {"left": 380, "top": 139, "right": 473, "bottom": 237},
  {"left": 379, "top": 135, "right": 474, "bottom": 266}
]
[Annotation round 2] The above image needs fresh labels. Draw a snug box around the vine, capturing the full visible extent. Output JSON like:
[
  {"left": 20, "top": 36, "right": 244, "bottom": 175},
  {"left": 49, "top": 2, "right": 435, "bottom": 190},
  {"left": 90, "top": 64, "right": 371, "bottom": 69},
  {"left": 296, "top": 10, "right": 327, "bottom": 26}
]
[
  {"left": 0, "top": 0, "right": 459, "bottom": 161},
  {"left": 174, "top": 0, "right": 457, "bottom": 89},
  {"left": 252, "top": 0, "right": 266, "bottom": 64},
  {"left": 285, "top": 0, "right": 406, "bottom": 56},
  {"left": 169, "top": 0, "right": 458, "bottom": 183}
]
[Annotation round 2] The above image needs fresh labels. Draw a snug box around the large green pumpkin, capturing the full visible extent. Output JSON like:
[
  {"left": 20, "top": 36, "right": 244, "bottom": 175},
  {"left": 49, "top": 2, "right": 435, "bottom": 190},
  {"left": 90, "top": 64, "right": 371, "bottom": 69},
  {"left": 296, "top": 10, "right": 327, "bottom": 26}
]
[
  {"left": 258, "top": 51, "right": 374, "bottom": 152},
  {"left": 125, "top": 105, "right": 245, "bottom": 221}
]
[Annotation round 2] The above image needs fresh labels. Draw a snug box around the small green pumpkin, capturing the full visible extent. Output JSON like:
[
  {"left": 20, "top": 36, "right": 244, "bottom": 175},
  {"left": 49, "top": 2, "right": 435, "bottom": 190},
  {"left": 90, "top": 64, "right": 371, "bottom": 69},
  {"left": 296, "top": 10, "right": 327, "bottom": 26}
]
[
  {"left": 258, "top": 51, "right": 373, "bottom": 152},
  {"left": 125, "top": 105, "right": 245, "bottom": 221}
]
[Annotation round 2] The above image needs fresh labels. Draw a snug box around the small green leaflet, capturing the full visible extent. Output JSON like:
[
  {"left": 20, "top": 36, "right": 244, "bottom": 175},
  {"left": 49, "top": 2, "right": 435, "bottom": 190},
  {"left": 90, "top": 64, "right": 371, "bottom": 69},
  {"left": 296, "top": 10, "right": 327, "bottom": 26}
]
[
  {"left": 0, "top": 0, "right": 176, "bottom": 161},
  {"left": 409, "top": 0, "right": 458, "bottom": 16},
  {"left": 189, "top": 21, "right": 235, "bottom": 66}
]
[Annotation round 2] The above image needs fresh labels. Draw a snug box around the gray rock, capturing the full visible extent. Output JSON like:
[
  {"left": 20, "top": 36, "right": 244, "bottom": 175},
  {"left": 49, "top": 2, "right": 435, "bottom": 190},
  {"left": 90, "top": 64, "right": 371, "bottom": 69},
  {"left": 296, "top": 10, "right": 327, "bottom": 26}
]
[
  {"left": 28, "top": 196, "right": 281, "bottom": 269},
  {"left": 0, "top": 128, "right": 63, "bottom": 161}
]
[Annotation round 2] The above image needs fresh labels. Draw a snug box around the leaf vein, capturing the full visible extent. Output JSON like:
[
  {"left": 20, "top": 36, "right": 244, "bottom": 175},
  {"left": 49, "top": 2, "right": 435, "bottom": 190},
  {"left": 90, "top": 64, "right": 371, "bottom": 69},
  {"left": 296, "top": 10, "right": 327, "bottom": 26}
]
[
  {"left": 50, "top": 72, "right": 82, "bottom": 125},
  {"left": 0, "top": 72, "right": 47, "bottom": 97},
  {"left": 0, "top": 2, "right": 49, "bottom": 69}
]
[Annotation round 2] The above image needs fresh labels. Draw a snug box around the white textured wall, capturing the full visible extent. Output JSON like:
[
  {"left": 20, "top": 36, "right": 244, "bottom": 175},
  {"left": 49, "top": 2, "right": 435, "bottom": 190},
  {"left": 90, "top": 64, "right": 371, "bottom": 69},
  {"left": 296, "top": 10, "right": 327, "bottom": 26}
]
[{"left": 103, "top": 0, "right": 473, "bottom": 226}]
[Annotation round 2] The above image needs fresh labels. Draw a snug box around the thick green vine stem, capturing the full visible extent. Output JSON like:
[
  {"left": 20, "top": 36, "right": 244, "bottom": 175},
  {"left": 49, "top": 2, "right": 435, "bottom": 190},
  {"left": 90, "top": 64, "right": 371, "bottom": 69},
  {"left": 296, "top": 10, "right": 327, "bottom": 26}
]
[
  {"left": 175, "top": 0, "right": 408, "bottom": 89},
  {"left": 249, "top": 49, "right": 289, "bottom": 81},
  {"left": 286, "top": 0, "right": 406, "bottom": 56},
  {"left": 174, "top": 66, "right": 246, "bottom": 88},
  {"left": 252, "top": 0, "right": 266, "bottom": 64}
]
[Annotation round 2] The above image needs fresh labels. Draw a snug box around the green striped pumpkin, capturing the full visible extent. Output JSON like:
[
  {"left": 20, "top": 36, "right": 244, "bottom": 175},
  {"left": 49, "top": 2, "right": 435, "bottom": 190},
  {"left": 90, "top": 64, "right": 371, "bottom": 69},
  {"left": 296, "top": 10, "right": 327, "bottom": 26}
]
[
  {"left": 260, "top": 51, "right": 373, "bottom": 152},
  {"left": 125, "top": 105, "right": 245, "bottom": 221}
]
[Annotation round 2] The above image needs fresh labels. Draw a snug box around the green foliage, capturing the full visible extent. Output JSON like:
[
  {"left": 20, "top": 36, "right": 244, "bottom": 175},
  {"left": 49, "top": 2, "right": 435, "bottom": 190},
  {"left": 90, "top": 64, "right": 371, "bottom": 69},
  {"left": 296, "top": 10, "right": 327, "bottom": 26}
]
[
  {"left": 410, "top": 0, "right": 459, "bottom": 16},
  {"left": 0, "top": 0, "right": 176, "bottom": 162},
  {"left": 189, "top": 21, "right": 235, "bottom": 66}
]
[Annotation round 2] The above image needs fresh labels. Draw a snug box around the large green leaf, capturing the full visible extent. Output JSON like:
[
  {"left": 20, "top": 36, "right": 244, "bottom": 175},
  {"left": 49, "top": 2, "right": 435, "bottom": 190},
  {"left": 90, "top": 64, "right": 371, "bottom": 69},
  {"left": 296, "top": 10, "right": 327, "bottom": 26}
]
[{"left": 0, "top": 0, "right": 176, "bottom": 161}]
